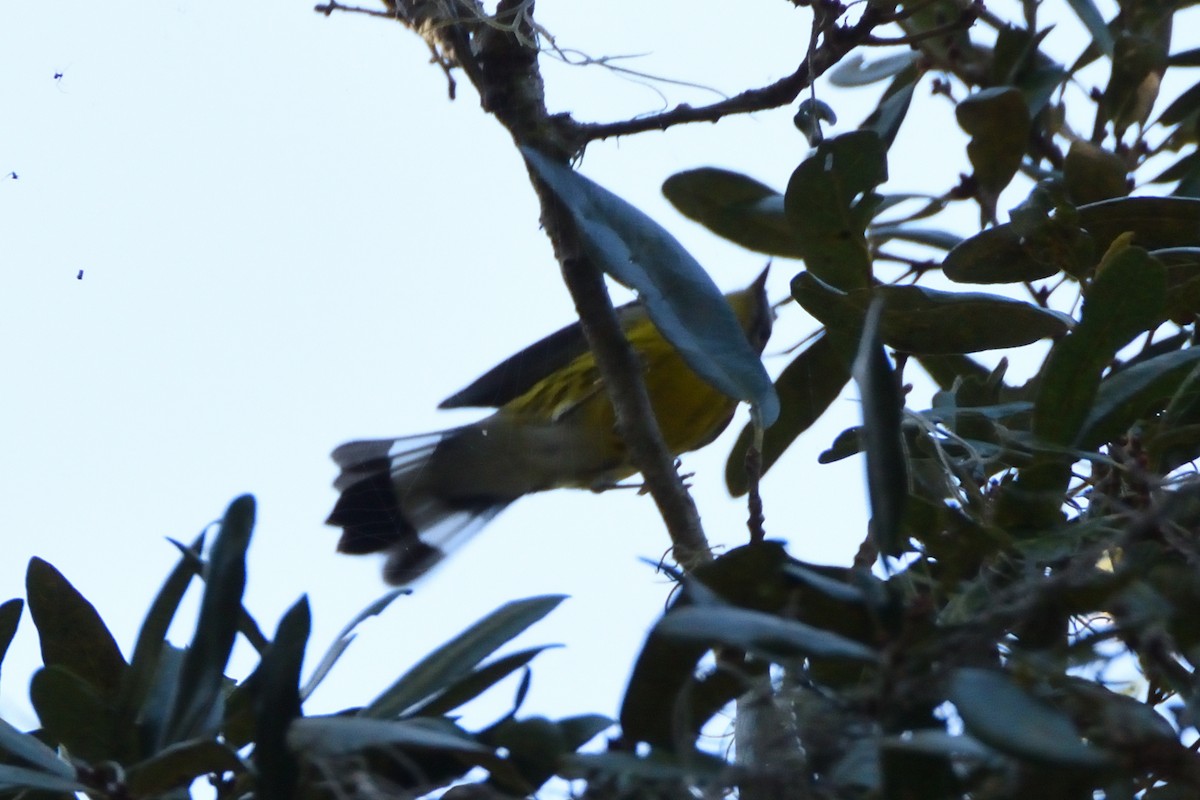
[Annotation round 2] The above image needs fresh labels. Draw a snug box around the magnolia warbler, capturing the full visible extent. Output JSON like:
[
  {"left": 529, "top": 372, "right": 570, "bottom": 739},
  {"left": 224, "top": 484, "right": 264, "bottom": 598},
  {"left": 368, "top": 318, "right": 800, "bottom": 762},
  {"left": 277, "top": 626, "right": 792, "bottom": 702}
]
[{"left": 327, "top": 270, "right": 772, "bottom": 584}]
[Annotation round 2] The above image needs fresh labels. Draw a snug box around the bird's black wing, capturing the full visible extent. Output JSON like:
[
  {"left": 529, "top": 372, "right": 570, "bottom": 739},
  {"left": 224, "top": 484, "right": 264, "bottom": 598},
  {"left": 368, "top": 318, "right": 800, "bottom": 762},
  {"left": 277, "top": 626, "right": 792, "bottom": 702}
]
[{"left": 438, "top": 298, "right": 646, "bottom": 409}]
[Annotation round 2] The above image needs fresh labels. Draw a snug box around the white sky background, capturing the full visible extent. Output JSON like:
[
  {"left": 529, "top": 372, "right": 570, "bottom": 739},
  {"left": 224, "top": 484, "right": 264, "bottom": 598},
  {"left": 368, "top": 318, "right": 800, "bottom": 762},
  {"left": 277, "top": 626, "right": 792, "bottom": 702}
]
[{"left": 1, "top": 0, "right": 1194, "bottom": 751}]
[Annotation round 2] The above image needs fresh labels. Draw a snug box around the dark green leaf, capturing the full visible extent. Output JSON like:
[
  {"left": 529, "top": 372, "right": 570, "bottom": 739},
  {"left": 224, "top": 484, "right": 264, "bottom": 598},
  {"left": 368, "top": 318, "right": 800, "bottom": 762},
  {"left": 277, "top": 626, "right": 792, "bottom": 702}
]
[
  {"left": 785, "top": 130, "right": 887, "bottom": 291},
  {"left": 956, "top": 87, "right": 1031, "bottom": 223},
  {"left": 558, "top": 714, "right": 613, "bottom": 751},
  {"left": 482, "top": 717, "right": 566, "bottom": 791},
  {"left": 166, "top": 536, "right": 269, "bottom": 654},
  {"left": 522, "top": 147, "right": 779, "bottom": 425},
  {"left": 561, "top": 749, "right": 725, "bottom": 782},
  {"left": 117, "top": 534, "right": 204, "bottom": 738},
  {"left": 0, "top": 599, "right": 22, "bottom": 677},
  {"left": 853, "top": 300, "right": 909, "bottom": 558},
  {"left": 1081, "top": 348, "right": 1200, "bottom": 446},
  {"left": 255, "top": 597, "right": 310, "bottom": 800},
  {"left": 363, "top": 595, "right": 564, "bottom": 719},
  {"left": 783, "top": 563, "right": 870, "bottom": 604},
  {"left": 662, "top": 168, "right": 804, "bottom": 257},
  {"left": 302, "top": 588, "right": 408, "bottom": 700},
  {"left": 870, "top": 224, "right": 962, "bottom": 251},
  {"left": 1156, "top": 79, "right": 1200, "bottom": 126},
  {"left": 25, "top": 558, "right": 126, "bottom": 700},
  {"left": 860, "top": 64, "right": 920, "bottom": 148},
  {"left": 407, "top": 646, "right": 559, "bottom": 718},
  {"left": 725, "top": 334, "right": 851, "bottom": 495},
  {"left": 0, "top": 764, "right": 86, "bottom": 794},
  {"left": 1103, "top": 31, "right": 1169, "bottom": 138},
  {"left": 944, "top": 196, "right": 1200, "bottom": 284},
  {"left": 1170, "top": 47, "right": 1200, "bottom": 67},
  {"left": 876, "top": 285, "right": 1072, "bottom": 354},
  {"left": 1064, "top": 141, "right": 1129, "bottom": 204},
  {"left": 1035, "top": 239, "right": 1166, "bottom": 448},
  {"left": 0, "top": 717, "right": 74, "bottom": 778},
  {"left": 29, "top": 666, "right": 118, "bottom": 763},
  {"left": 288, "top": 716, "right": 490, "bottom": 756},
  {"left": 829, "top": 52, "right": 921, "bottom": 86},
  {"left": 125, "top": 739, "right": 243, "bottom": 796},
  {"left": 948, "top": 668, "right": 1109, "bottom": 767},
  {"left": 163, "top": 495, "right": 256, "bottom": 745},
  {"left": 656, "top": 605, "right": 878, "bottom": 663}
]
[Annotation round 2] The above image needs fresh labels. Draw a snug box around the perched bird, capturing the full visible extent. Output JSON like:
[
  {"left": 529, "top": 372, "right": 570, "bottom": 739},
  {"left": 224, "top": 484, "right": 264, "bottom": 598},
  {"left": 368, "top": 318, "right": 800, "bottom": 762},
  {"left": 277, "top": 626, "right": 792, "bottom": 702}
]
[{"left": 327, "top": 270, "right": 772, "bottom": 584}]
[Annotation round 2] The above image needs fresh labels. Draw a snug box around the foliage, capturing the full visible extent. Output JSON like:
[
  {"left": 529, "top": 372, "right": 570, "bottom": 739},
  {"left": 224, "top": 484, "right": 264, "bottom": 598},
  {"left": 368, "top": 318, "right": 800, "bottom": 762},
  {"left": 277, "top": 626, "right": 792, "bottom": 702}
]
[{"left": 9, "top": 0, "right": 1200, "bottom": 797}]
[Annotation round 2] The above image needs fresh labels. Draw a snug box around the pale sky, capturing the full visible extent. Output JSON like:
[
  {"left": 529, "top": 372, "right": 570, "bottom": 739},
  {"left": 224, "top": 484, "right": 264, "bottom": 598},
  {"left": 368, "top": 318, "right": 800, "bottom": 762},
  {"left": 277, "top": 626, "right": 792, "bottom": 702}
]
[{"left": 2, "top": 0, "right": 1192, "bottom": 754}]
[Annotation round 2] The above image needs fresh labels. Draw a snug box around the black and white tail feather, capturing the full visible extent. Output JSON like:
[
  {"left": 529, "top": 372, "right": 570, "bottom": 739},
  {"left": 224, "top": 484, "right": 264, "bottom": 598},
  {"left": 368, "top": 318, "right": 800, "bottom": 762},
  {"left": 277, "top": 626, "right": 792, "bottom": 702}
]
[{"left": 327, "top": 432, "right": 511, "bottom": 584}]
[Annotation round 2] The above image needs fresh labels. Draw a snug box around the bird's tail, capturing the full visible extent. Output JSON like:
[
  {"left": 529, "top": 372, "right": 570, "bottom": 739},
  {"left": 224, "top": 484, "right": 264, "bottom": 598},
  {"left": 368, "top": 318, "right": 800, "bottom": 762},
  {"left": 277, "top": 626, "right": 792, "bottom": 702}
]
[{"left": 326, "top": 430, "right": 512, "bottom": 584}]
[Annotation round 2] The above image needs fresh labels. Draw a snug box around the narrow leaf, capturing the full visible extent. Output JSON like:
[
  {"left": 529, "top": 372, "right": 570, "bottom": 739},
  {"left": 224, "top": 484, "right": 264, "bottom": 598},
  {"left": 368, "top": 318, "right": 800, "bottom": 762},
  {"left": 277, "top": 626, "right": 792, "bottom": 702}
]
[
  {"left": 522, "top": 147, "right": 778, "bottom": 425},
  {"left": 853, "top": 300, "right": 909, "bottom": 558},
  {"left": 363, "top": 595, "right": 564, "bottom": 719},
  {"left": 0, "top": 599, "right": 22, "bottom": 677},
  {"left": 255, "top": 597, "right": 310, "bottom": 800},
  {"left": 407, "top": 646, "right": 559, "bottom": 718},
  {"left": 726, "top": 334, "right": 851, "bottom": 495},
  {"left": 656, "top": 605, "right": 878, "bottom": 663},
  {"left": 289, "top": 716, "right": 490, "bottom": 757},
  {"left": 0, "top": 717, "right": 74, "bottom": 778},
  {"left": 302, "top": 588, "right": 408, "bottom": 700},
  {"left": 163, "top": 495, "right": 256, "bottom": 745},
  {"left": 0, "top": 764, "right": 87, "bottom": 794}
]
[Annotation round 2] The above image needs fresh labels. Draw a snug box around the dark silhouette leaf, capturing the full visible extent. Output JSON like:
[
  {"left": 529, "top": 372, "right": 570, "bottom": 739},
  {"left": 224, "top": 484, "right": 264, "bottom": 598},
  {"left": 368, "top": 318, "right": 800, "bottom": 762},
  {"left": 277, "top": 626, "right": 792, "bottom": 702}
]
[
  {"left": 0, "top": 717, "right": 74, "bottom": 778},
  {"left": 289, "top": 716, "right": 490, "bottom": 756},
  {"left": 0, "top": 599, "right": 22, "bottom": 678},
  {"left": 656, "top": 606, "right": 878, "bottom": 663},
  {"left": 301, "top": 588, "right": 408, "bottom": 700},
  {"left": 25, "top": 558, "right": 126, "bottom": 701},
  {"left": 363, "top": 595, "right": 564, "bottom": 719},
  {"left": 29, "top": 665, "right": 118, "bottom": 763},
  {"left": 726, "top": 333, "right": 851, "bottom": 495},
  {"left": 255, "top": 597, "right": 310, "bottom": 800},
  {"left": 407, "top": 646, "right": 559, "bottom": 718},
  {"left": 0, "top": 764, "right": 86, "bottom": 794},
  {"left": 162, "top": 495, "right": 256, "bottom": 745},
  {"left": 956, "top": 87, "right": 1030, "bottom": 222},
  {"left": 125, "top": 738, "right": 243, "bottom": 796}
]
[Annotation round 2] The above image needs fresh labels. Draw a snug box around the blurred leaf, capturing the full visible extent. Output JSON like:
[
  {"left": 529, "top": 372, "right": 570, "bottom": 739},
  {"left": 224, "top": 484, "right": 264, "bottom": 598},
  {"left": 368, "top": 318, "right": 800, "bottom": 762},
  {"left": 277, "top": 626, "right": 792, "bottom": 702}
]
[
  {"left": 784, "top": 563, "right": 871, "bottom": 604},
  {"left": 364, "top": 595, "right": 564, "bottom": 719},
  {"left": 0, "top": 599, "right": 21, "bottom": 677},
  {"left": 561, "top": 749, "right": 725, "bottom": 783},
  {"left": 0, "top": 717, "right": 74, "bottom": 778},
  {"left": 663, "top": 168, "right": 803, "bottom": 257},
  {"left": 875, "top": 284, "right": 1072, "bottom": 354},
  {"left": 791, "top": 271, "right": 870, "bottom": 332},
  {"left": 125, "top": 738, "right": 243, "bottom": 797},
  {"left": 882, "top": 729, "right": 995, "bottom": 760},
  {"left": 288, "top": 716, "right": 490, "bottom": 757},
  {"left": 945, "top": 195, "right": 1200, "bottom": 283},
  {"left": 915, "top": 353, "right": 993, "bottom": 390},
  {"left": 870, "top": 224, "right": 962, "bottom": 251},
  {"left": 522, "top": 147, "right": 779, "bottom": 425},
  {"left": 117, "top": 534, "right": 204, "bottom": 739},
  {"left": 25, "top": 558, "right": 126, "bottom": 701},
  {"left": 408, "top": 646, "right": 558, "bottom": 718},
  {"left": 854, "top": 301, "right": 908, "bottom": 557},
  {"left": 656, "top": 605, "right": 878, "bottom": 663},
  {"left": 302, "top": 588, "right": 408, "bottom": 700},
  {"left": 726, "top": 333, "right": 851, "bottom": 495},
  {"left": 829, "top": 52, "right": 920, "bottom": 86},
  {"left": 1064, "top": 141, "right": 1129, "bottom": 204},
  {"left": 949, "top": 668, "right": 1109, "bottom": 767},
  {"left": 162, "top": 495, "right": 256, "bottom": 745},
  {"left": 167, "top": 536, "right": 269, "bottom": 654},
  {"left": 860, "top": 64, "right": 920, "bottom": 148},
  {"left": 956, "top": 87, "right": 1031, "bottom": 223},
  {"left": 1158, "top": 80, "right": 1200, "bottom": 126},
  {"left": 1080, "top": 348, "right": 1200, "bottom": 446},
  {"left": 621, "top": 543, "right": 793, "bottom": 749},
  {"left": 1170, "top": 46, "right": 1200, "bottom": 67},
  {"left": 483, "top": 715, "right": 610, "bottom": 793},
  {"left": 1065, "top": 0, "right": 1115, "bottom": 56},
  {"left": 1035, "top": 238, "right": 1166, "bottom": 449},
  {"left": 785, "top": 130, "right": 887, "bottom": 291},
  {"left": 1103, "top": 31, "right": 1169, "bottom": 139},
  {"left": 255, "top": 597, "right": 309, "bottom": 800},
  {"left": 29, "top": 665, "right": 118, "bottom": 763},
  {"left": 0, "top": 764, "right": 86, "bottom": 794}
]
